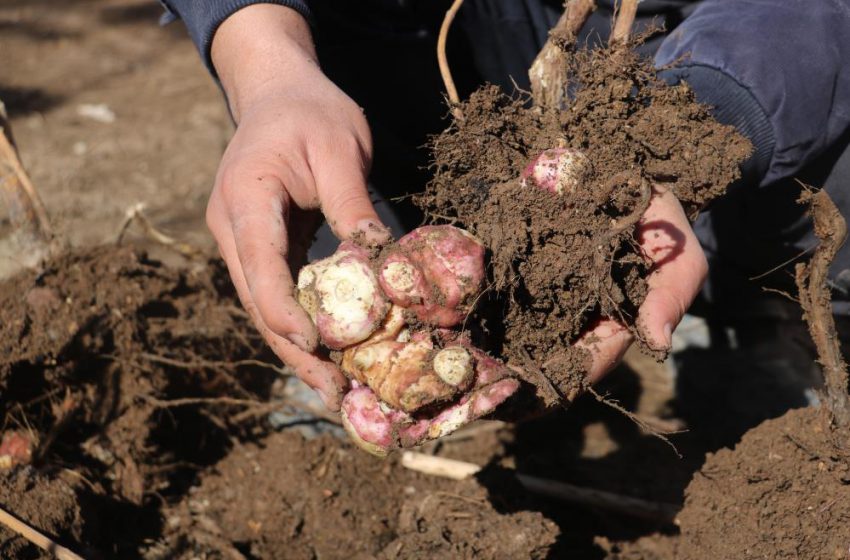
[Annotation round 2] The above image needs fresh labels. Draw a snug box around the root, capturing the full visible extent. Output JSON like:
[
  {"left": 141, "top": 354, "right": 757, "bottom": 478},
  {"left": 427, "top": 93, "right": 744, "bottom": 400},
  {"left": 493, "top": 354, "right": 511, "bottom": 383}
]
[
  {"left": 794, "top": 188, "right": 850, "bottom": 429},
  {"left": 115, "top": 202, "right": 202, "bottom": 259},
  {"left": 610, "top": 0, "right": 640, "bottom": 46},
  {"left": 138, "top": 352, "right": 291, "bottom": 378},
  {"left": 437, "top": 0, "right": 465, "bottom": 121},
  {"left": 603, "top": 178, "right": 652, "bottom": 243},
  {"left": 529, "top": 0, "right": 596, "bottom": 109},
  {"left": 0, "top": 101, "right": 58, "bottom": 267},
  {"left": 587, "top": 386, "right": 682, "bottom": 457}
]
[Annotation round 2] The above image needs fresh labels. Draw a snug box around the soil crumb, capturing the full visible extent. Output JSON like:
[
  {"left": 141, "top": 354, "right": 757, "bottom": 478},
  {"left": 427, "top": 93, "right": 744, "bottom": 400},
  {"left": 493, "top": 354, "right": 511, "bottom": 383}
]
[
  {"left": 676, "top": 407, "right": 850, "bottom": 559},
  {"left": 419, "top": 43, "right": 751, "bottom": 403}
]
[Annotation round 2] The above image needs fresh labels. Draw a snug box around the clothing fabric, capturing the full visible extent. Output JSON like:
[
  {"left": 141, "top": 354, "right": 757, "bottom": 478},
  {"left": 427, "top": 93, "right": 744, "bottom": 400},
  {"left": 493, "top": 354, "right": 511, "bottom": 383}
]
[{"left": 160, "top": 0, "right": 850, "bottom": 316}]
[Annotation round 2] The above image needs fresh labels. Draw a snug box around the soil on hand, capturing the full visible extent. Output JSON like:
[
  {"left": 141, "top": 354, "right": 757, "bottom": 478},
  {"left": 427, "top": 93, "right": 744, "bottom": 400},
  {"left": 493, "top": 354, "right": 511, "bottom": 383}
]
[{"left": 419, "top": 44, "right": 751, "bottom": 403}]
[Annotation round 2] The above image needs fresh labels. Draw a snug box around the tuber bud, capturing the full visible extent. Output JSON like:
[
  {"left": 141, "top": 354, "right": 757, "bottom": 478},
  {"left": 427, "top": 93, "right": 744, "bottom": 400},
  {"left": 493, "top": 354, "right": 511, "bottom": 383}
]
[
  {"left": 296, "top": 242, "right": 389, "bottom": 350},
  {"left": 339, "top": 346, "right": 521, "bottom": 456},
  {"left": 378, "top": 225, "right": 485, "bottom": 327},
  {"left": 340, "top": 305, "right": 474, "bottom": 412},
  {"left": 520, "top": 147, "right": 588, "bottom": 195}
]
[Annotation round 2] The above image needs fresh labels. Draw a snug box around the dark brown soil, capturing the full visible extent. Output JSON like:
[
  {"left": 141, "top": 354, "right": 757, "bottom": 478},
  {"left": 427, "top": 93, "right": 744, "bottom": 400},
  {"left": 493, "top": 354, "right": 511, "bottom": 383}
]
[
  {"left": 0, "top": 245, "right": 272, "bottom": 558},
  {"left": 676, "top": 407, "right": 850, "bottom": 559},
  {"left": 153, "top": 431, "right": 557, "bottom": 560},
  {"left": 419, "top": 44, "right": 751, "bottom": 402},
  {"left": 0, "top": 468, "right": 83, "bottom": 558}
]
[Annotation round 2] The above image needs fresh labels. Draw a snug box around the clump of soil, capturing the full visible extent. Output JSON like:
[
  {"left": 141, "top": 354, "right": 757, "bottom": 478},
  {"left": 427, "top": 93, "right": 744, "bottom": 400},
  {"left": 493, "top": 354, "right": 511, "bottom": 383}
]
[
  {"left": 676, "top": 407, "right": 850, "bottom": 559},
  {"left": 419, "top": 43, "right": 751, "bottom": 402},
  {"left": 0, "top": 468, "right": 83, "bottom": 558},
  {"left": 0, "top": 245, "right": 271, "bottom": 557},
  {"left": 152, "top": 431, "right": 558, "bottom": 560},
  {"left": 671, "top": 190, "right": 850, "bottom": 559}
]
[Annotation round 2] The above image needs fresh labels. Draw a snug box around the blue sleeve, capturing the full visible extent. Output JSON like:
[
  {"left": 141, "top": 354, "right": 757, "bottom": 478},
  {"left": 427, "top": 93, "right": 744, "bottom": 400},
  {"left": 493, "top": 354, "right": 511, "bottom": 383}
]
[
  {"left": 655, "top": 0, "right": 850, "bottom": 186},
  {"left": 159, "top": 0, "right": 312, "bottom": 74}
]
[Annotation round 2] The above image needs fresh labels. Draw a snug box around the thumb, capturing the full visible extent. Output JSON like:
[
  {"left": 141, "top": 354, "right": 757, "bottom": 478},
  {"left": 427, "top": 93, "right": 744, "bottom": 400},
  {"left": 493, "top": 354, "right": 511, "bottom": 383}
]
[
  {"left": 313, "top": 149, "right": 392, "bottom": 246},
  {"left": 636, "top": 188, "right": 708, "bottom": 351}
]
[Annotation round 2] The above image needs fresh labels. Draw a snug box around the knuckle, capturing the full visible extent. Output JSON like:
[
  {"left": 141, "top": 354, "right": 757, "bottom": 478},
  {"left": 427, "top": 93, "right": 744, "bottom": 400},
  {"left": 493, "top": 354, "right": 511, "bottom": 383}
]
[{"left": 323, "top": 186, "right": 368, "bottom": 215}]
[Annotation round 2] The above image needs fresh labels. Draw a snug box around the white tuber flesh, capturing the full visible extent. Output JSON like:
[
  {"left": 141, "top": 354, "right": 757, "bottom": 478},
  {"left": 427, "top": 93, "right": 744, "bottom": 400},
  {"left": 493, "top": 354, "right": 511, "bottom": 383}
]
[{"left": 296, "top": 242, "right": 389, "bottom": 350}]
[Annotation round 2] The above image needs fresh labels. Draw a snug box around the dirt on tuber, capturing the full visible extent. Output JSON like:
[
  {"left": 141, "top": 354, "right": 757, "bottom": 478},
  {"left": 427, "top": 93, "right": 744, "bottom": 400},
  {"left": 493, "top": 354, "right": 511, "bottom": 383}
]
[
  {"left": 296, "top": 225, "right": 518, "bottom": 456},
  {"left": 418, "top": 42, "right": 752, "bottom": 405}
]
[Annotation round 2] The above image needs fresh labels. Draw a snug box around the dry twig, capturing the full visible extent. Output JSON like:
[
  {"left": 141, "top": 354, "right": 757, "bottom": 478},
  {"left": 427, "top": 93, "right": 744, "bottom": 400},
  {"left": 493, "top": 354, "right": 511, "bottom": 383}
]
[
  {"left": 115, "top": 202, "right": 201, "bottom": 259},
  {"left": 401, "top": 451, "right": 481, "bottom": 480},
  {"left": 795, "top": 188, "right": 850, "bottom": 428},
  {"left": 0, "top": 100, "right": 57, "bottom": 267},
  {"left": 529, "top": 0, "right": 596, "bottom": 108},
  {"left": 0, "top": 505, "right": 85, "bottom": 560}
]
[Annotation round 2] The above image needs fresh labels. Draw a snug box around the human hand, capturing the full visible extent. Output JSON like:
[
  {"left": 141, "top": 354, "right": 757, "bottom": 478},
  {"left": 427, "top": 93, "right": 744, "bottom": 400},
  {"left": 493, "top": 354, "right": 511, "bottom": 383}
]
[
  {"left": 323, "top": 188, "right": 707, "bottom": 456},
  {"left": 576, "top": 185, "right": 708, "bottom": 383},
  {"left": 206, "top": 5, "right": 389, "bottom": 409}
]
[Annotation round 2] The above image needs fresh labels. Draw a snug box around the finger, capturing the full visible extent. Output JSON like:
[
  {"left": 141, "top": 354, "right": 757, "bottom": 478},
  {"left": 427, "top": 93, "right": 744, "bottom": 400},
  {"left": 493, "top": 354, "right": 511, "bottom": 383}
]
[
  {"left": 575, "top": 318, "right": 634, "bottom": 384},
  {"left": 208, "top": 195, "right": 348, "bottom": 410},
  {"left": 219, "top": 172, "right": 319, "bottom": 352},
  {"left": 311, "top": 141, "right": 391, "bottom": 245},
  {"left": 636, "top": 188, "right": 708, "bottom": 351}
]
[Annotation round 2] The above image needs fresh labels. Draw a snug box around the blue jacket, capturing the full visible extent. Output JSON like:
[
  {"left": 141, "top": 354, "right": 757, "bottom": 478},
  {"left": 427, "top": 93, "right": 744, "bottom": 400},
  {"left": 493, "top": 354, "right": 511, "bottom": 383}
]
[{"left": 160, "top": 0, "right": 850, "bottom": 317}]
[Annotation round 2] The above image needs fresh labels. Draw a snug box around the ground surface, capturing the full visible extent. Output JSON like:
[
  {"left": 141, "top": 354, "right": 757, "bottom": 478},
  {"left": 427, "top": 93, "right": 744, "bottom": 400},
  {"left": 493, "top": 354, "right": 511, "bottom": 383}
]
[{"left": 1, "top": 2, "right": 848, "bottom": 559}]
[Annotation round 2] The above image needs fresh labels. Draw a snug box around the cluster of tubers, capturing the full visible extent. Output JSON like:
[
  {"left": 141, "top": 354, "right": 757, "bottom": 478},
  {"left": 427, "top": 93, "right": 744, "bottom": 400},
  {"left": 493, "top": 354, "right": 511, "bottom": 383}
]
[{"left": 295, "top": 150, "right": 584, "bottom": 454}]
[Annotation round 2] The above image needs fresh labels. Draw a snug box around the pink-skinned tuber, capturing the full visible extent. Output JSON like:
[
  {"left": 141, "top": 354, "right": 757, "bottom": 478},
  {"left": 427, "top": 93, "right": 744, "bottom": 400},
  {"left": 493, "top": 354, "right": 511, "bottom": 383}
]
[
  {"left": 295, "top": 225, "right": 519, "bottom": 456},
  {"left": 296, "top": 242, "right": 389, "bottom": 350},
  {"left": 339, "top": 337, "right": 520, "bottom": 458},
  {"left": 520, "top": 147, "right": 588, "bottom": 195},
  {"left": 340, "top": 305, "right": 475, "bottom": 412},
  {"left": 378, "top": 225, "right": 486, "bottom": 327}
]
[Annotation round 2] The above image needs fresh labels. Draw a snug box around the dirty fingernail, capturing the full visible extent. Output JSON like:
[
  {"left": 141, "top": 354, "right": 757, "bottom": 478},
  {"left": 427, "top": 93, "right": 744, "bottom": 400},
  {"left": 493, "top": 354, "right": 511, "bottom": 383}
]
[{"left": 355, "top": 219, "right": 391, "bottom": 245}]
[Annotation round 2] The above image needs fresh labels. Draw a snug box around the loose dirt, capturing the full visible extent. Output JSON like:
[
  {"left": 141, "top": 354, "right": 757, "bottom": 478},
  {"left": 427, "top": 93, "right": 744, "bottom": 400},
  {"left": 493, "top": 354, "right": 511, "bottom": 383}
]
[
  {"left": 419, "top": 44, "right": 751, "bottom": 403},
  {"left": 153, "top": 431, "right": 557, "bottom": 560},
  {"left": 675, "top": 407, "right": 850, "bottom": 559},
  {"left": 2, "top": 2, "right": 847, "bottom": 559}
]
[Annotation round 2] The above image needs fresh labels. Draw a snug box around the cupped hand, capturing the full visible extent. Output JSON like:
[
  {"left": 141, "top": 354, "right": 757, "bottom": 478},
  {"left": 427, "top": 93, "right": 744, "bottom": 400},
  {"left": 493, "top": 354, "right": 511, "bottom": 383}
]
[
  {"left": 576, "top": 185, "right": 708, "bottom": 382},
  {"left": 206, "top": 5, "right": 390, "bottom": 409}
]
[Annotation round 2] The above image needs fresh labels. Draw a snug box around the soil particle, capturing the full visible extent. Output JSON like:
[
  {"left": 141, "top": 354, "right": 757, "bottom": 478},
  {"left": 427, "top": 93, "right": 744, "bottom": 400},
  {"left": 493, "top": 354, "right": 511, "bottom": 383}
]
[{"left": 419, "top": 44, "right": 751, "bottom": 403}]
